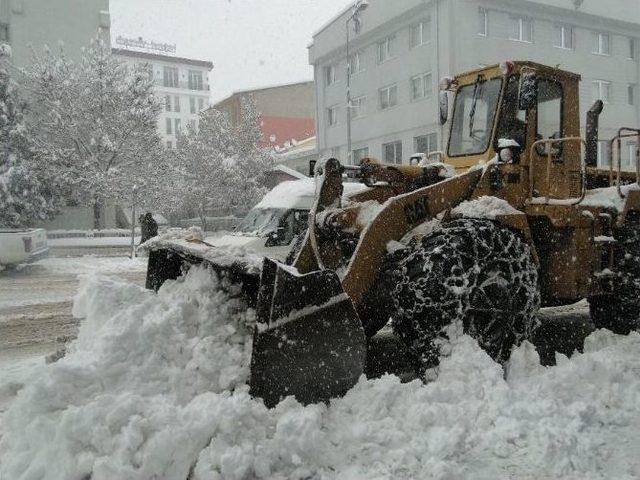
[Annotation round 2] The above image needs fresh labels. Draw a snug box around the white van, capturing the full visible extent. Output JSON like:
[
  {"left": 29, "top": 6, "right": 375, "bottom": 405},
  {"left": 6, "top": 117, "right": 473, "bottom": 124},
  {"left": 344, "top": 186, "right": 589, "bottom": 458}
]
[
  {"left": 209, "top": 178, "right": 367, "bottom": 261},
  {"left": 0, "top": 228, "right": 49, "bottom": 268}
]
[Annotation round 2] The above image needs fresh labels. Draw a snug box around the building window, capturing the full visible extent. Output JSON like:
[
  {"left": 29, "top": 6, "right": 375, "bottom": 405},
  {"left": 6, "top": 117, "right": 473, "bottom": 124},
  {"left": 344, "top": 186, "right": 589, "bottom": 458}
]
[
  {"left": 174, "top": 95, "right": 180, "bottom": 113},
  {"left": 188, "top": 70, "right": 203, "bottom": 90},
  {"left": 190, "top": 97, "right": 196, "bottom": 114},
  {"left": 478, "top": 8, "right": 488, "bottom": 36},
  {"left": 597, "top": 141, "right": 611, "bottom": 167},
  {"left": 328, "top": 105, "right": 339, "bottom": 126},
  {"left": 137, "top": 62, "right": 153, "bottom": 80},
  {"left": 349, "top": 52, "right": 364, "bottom": 76},
  {"left": 0, "top": 23, "right": 9, "bottom": 42},
  {"left": 377, "top": 35, "right": 395, "bottom": 63},
  {"left": 379, "top": 84, "right": 398, "bottom": 110},
  {"left": 325, "top": 64, "right": 337, "bottom": 86},
  {"left": 593, "top": 80, "right": 611, "bottom": 104},
  {"left": 410, "top": 19, "right": 430, "bottom": 48},
  {"left": 509, "top": 16, "right": 533, "bottom": 43},
  {"left": 166, "top": 118, "right": 173, "bottom": 135},
  {"left": 554, "top": 25, "right": 573, "bottom": 50},
  {"left": 163, "top": 66, "right": 179, "bottom": 88},
  {"left": 414, "top": 133, "right": 438, "bottom": 154},
  {"left": 593, "top": 32, "right": 610, "bottom": 55},
  {"left": 165, "top": 95, "right": 172, "bottom": 112},
  {"left": 629, "top": 38, "right": 637, "bottom": 60},
  {"left": 353, "top": 147, "right": 369, "bottom": 164},
  {"left": 411, "top": 72, "right": 433, "bottom": 100},
  {"left": 198, "top": 98, "right": 205, "bottom": 111},
  {"left": 351, "top": 96, "right": 366, "bottom": 119},
  {"left": 629, "top": 84, "right": 636, "bottom": 105},
  {"left": 383, "top": 141, "right": 403, "bottom": 164},
  {"left": 174, "top": 118, "right": 181, "bottom": 134}
]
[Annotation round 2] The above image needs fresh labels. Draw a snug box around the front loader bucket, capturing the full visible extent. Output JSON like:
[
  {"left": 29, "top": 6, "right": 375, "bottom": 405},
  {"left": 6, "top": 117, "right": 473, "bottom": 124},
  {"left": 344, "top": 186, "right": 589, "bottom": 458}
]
[{"left": 249, "top": 258, "right": 366, "bottom": 408}]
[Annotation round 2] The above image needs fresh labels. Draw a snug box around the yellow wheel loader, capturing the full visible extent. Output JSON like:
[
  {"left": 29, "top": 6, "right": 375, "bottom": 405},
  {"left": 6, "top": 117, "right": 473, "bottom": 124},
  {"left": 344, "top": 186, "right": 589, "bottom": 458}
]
[{"left": 145, "top": 61, "right": 640, "bottom": 408}]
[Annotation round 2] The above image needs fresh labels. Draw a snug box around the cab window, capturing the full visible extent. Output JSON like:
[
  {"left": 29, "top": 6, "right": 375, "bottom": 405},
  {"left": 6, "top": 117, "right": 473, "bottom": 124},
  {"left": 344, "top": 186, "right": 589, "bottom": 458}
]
[{"left": 536, "top": 79, "right": 563, "bottom": 157}]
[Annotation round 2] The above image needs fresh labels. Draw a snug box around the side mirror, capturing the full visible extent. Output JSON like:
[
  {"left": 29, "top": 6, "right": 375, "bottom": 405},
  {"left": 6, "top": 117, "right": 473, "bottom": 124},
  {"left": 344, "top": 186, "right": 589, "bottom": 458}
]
[
  {"left": 308, "top": 160, "right": 317, "bottom": 177},
  {"left": 439, "top": 91, "right": 449, "bottom": 125},
  {"left": 519, "top": 72, "right": 538, "bottom": 111}
]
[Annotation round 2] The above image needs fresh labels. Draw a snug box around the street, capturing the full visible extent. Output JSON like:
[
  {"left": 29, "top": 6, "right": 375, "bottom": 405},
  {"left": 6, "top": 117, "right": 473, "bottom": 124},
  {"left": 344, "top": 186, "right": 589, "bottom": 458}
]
[
  {"left": 0, "top": 246, "right": 594, "bottom": 379},
  {"left": 0, "top": 248, "right": 146, "bottom": 392}
]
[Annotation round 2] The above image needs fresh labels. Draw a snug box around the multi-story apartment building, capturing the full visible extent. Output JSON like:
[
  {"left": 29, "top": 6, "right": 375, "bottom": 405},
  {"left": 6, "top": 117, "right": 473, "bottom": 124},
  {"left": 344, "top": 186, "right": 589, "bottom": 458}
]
[
  {"left": 0, "top": 0, "right": 110, "bottom": 67},
  {"left": 310, "top": 0, "right": 640, "bottom": 170},
  {"left": 113, "top": 48, "right": 213, "bottom": 149},
  {"left": 214, "top": 81, "right": 316, "bottom": 150}
]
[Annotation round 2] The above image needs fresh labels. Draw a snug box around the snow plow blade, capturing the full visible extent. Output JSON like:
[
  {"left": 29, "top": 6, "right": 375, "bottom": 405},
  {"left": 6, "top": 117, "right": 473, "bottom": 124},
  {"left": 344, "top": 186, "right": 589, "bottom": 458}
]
[
  {"left": 249, "top": 258, "right": 366, "bottom": 408},
  {"left": 146, "top": 247, "right": 261, "bottom": 305}
]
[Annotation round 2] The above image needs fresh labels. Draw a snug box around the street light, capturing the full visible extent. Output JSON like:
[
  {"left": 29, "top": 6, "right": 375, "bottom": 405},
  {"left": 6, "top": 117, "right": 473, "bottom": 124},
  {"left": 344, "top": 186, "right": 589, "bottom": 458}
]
[
  {"left": 130, "top": 184, "right": 138, "bottom": 259},
  {"left": 346, "top": 0, "right": 369, "bottom": 165}
]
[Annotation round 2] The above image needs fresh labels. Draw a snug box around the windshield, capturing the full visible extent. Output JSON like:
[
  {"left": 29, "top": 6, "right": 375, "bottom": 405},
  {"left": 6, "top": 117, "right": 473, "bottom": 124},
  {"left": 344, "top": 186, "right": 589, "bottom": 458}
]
[
  {"left": 448, "top": 77, "right": 502, "bottom": 157},
  {"left": 236, "top": 208, "right": 289, "bottom": 237},
  {"left": 236, "top": 208, "right": 309, "bottom": 241}
]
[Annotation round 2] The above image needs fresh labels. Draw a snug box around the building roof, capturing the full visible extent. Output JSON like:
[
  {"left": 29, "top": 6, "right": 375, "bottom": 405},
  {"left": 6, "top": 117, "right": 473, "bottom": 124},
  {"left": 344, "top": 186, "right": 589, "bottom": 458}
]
[
  {"left": 111, "top": 48, "right": 214, "bottom": 70},
  {"left": 214, "top": 80, "right": 314, "bottom": 105},
  {"left": 271, "top": 164, "right": 309, "bottom": 180}
]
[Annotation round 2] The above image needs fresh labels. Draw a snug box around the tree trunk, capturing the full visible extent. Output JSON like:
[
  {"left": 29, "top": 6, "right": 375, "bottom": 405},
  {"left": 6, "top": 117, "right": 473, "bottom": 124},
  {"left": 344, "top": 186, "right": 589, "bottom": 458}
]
[{"left": 93, "top": 197, "right": 102, "bottom": 230}]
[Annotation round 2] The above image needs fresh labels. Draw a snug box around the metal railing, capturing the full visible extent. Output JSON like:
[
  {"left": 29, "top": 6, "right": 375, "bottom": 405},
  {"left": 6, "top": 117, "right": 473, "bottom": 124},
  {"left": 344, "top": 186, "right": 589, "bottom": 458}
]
[
  {"left": 607, "top": 128, "right": 640, "bottom": 198},
  {"left": 528, "top": 137, "right": 587, "bottom": 205},
  {"left": 154, "top": 79, "right": 209, "bottom": 91}
]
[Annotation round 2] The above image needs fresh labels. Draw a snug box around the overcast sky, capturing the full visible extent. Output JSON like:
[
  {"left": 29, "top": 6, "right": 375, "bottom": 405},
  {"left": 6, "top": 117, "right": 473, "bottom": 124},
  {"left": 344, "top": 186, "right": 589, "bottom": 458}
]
[{"left": 110, "top": 0, "right": 354, "bottom": 102}]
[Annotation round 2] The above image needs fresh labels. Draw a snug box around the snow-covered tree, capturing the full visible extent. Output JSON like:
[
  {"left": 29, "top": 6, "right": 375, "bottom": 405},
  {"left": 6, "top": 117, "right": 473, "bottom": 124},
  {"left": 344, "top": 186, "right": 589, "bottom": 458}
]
[
  {"left": 25, "top": 39, "right": 162, "bottom": 228},
  {"left": 0, "top": 48, "right": 60, "bottom": 228},
  {"left": 173, "top": 96, "right": 273, "bottom": 230}
]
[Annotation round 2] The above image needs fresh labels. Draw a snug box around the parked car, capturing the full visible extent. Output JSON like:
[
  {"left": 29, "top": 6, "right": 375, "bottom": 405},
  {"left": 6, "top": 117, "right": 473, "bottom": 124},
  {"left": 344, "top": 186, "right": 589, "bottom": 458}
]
[
  {"left": 209, "top": 178, "right": 367, "bottom": 261},
  {"left": 0, "top": 228, "right": 49, "bottom": 269}
]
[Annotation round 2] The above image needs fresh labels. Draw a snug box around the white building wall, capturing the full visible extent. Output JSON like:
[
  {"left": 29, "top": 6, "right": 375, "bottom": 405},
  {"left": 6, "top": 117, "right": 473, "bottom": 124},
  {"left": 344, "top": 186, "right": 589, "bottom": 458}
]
[
  {"left": 1, "top": 0, "right": 110, "bottom": 67},
  {"left": 310, "top": 0, "right": 640, "bottom": 169},
  {"left": 113, "top": 51, "right": 212, "bottom": 148}
]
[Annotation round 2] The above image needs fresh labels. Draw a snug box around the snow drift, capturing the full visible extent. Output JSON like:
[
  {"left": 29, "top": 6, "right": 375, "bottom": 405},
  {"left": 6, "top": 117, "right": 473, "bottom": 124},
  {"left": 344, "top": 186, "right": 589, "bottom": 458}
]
[{"left": 1, "top": 268, "right": 640, "bottom": 479}]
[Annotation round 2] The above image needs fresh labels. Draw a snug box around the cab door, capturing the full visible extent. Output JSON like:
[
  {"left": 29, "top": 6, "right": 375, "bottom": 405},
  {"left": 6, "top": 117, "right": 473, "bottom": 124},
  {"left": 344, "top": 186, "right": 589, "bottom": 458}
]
[{"left": 530, "top": 76, "right": 582, "bottom": 199}]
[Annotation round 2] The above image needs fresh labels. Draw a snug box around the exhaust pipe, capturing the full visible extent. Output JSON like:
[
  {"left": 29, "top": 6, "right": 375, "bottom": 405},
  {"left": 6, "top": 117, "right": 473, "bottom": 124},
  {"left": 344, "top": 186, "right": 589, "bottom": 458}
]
[{"left": 585, "top": 100, "right": 604, "bottom": 168}]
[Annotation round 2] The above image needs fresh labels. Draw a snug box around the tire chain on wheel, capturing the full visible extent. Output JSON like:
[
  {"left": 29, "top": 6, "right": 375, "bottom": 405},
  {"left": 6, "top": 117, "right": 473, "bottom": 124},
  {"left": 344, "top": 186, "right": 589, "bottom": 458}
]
[
  {"left": 381, "top": 218, "right": 540, "bottom": 367},
  {"left": 589, "top": 221, "right": 640, "bottom": 334}
]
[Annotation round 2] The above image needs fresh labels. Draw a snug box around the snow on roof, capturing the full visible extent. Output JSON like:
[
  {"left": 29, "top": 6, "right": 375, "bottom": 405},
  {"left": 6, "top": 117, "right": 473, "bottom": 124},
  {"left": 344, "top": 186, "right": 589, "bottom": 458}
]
[
  {"left": 271, "top": 164, "right": 309, "bottom": 180},
  {"left": 255, "top": 178, "right": 368, "bottom": 210},
  {"left": 255, "top": 179, "right": 319, "bottom": 209}
]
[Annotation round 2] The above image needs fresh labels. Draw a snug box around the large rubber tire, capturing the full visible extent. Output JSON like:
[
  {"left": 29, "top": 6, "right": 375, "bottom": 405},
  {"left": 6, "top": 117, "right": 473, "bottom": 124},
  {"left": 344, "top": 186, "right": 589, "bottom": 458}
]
[
  {"left": 588, "top": 222, "right": 640, "bottom": 334},
  {"left": 384, "top": 219, "right": 540, "bottom": 366}
]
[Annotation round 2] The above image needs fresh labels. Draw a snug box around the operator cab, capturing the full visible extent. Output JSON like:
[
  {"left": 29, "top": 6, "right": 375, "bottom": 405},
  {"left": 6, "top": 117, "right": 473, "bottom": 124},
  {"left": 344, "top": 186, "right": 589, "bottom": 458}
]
[{"left": 440, "top": 61, "right": 583, "bottom": 201}]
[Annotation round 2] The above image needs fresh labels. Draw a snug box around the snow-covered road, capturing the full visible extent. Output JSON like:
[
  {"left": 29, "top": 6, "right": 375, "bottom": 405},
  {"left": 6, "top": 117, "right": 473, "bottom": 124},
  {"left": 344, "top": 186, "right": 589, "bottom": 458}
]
[
  {"left": 0, "top": 254, "right": 147, "bottom": 403},
  {"left": 1, "top": 259, "right": 637, "bottom": 480}
]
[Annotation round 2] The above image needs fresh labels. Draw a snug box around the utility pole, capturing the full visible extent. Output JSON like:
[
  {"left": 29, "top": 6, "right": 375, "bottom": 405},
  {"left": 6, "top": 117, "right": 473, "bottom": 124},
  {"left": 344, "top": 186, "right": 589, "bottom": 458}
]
[
  {"left": 130, "top": 184, "right": 138, "bottom": 259},
  {"left": 345, "top": 1, "right": 369, "bottom": 165}
]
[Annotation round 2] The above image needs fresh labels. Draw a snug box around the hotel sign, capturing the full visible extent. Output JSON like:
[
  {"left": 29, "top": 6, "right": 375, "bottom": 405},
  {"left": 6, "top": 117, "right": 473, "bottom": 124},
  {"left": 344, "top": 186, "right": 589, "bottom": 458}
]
[{"left": 116, "top": 36, "right": 177, "bottom": 54}]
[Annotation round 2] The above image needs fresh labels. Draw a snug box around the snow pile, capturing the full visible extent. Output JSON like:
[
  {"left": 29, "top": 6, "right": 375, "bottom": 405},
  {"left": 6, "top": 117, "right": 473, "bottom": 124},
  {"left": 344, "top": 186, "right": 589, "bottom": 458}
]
[
  {"left": 141, "top": 227, "right": 263, "bottom": 275},
  {"left": 2, "top": 268, "right": 640, "bottom": 479},
  {"left": 0, "top": 268, "right": 255, "bottom": 479},
  {"left": 529, "top": 183, "right": 640, "bottom": 211},
  {"left": 452, "top": 195, "right": 523, "bottom": 219}
]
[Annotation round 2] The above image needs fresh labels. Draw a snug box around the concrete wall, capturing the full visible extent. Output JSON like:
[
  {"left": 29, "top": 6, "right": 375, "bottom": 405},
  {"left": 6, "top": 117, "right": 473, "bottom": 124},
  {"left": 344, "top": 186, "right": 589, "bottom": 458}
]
[
  {"left": 215, "top": 82, "right": 316, "bottom": 126},
  {"left": 36, "top": 204, "right": 117, "bottom": 231},
  {"left": 2, "top": 0, "right": 110, "bottom": 68},
  {"left": 310, "top": 0, "right": 640, "bottom": 168}
]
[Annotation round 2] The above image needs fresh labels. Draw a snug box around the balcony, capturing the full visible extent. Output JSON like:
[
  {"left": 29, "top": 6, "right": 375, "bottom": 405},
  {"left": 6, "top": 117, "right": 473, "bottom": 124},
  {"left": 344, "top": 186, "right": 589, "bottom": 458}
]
[{"left": 154, "top": 79, "right": 210, "bottom": 91}]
